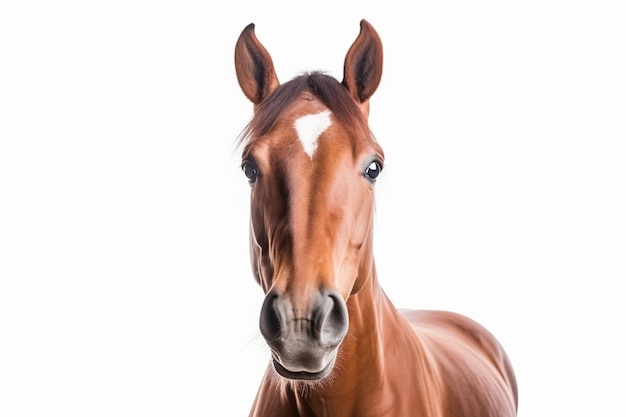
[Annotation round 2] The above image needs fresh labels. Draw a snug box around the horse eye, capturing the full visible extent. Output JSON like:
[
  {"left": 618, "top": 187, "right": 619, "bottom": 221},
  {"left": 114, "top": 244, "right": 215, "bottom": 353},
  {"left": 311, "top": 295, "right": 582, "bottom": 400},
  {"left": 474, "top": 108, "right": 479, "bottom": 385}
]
[
  {"left": 364, "top": 161, "right": 382, "bottom": 182},
  {"left": 242, "top": 161, "right": 258, "bottom": 183}
]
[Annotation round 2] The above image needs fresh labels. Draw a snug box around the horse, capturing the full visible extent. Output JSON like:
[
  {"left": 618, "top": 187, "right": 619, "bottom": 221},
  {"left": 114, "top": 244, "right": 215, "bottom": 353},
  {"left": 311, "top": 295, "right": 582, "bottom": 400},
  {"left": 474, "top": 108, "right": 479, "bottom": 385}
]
[{"left": 234, "top": 19, "right": 518, "bottom": 417}]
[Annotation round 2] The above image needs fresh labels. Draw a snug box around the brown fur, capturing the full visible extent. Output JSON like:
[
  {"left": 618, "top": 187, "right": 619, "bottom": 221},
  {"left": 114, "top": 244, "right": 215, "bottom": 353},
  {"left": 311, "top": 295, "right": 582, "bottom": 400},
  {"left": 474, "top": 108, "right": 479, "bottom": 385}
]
[{"left": 234, "top": 20, "right": 518, "bottom": 417}]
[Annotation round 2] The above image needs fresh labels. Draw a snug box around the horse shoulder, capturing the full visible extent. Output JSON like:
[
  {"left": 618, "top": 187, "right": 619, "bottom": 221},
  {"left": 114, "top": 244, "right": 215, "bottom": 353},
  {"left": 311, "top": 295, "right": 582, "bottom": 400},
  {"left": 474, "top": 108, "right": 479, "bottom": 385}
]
[{"left": 400, "top": 309, "right": 518, "bottom": 417}]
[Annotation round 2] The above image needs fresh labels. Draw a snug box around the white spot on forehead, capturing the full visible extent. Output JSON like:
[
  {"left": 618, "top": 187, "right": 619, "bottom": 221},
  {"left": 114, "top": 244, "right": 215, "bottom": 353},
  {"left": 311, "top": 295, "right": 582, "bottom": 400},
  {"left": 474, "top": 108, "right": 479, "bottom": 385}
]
[{"left": 294, "top": 110, "right": 332, "bottom": 158}]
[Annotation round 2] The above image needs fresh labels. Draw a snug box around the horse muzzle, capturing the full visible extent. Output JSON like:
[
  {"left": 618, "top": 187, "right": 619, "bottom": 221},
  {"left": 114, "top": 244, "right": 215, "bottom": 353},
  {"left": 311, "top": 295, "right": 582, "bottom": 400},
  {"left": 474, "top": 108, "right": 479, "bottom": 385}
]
[{"left": 260, "top": 288, "right": 349, "bottom": 381}]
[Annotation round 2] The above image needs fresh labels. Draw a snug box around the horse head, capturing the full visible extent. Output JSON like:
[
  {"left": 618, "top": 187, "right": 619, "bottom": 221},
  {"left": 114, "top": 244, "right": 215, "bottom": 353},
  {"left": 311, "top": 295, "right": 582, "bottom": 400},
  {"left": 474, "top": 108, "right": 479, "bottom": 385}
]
[{"left": 235, "top": 20, "right": 384, "bottom": 381}]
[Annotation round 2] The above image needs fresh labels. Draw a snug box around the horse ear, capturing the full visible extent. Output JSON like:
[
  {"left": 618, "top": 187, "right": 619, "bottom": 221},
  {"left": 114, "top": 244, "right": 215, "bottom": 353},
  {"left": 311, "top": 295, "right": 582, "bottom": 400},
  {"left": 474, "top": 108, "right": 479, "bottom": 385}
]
[
  {"left": 235, "top": 23, "right": 280, "bottom": 106},
  {"left": 342, "top": 20, "right": 383, "bottom": 112}
]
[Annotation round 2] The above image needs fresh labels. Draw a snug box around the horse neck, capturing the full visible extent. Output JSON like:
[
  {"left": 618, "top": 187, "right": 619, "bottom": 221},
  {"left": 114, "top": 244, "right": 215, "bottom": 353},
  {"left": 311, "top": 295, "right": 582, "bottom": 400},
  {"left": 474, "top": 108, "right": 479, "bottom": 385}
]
[
  {"left": 342, "top": 262, "right": 409, "bottom": 377},
  {"left": 266, "top": 261, "right": 447, "bottom": 417},
  {"left": 299, "top": 263, "right": 425, "bottom": 407}
]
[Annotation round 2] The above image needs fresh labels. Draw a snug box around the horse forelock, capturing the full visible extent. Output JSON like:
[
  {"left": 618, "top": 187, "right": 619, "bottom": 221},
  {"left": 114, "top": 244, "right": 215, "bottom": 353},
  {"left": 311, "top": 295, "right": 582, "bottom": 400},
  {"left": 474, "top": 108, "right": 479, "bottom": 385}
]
[{"left": 237, "top": 71, "right": 374, "bottom": 153}]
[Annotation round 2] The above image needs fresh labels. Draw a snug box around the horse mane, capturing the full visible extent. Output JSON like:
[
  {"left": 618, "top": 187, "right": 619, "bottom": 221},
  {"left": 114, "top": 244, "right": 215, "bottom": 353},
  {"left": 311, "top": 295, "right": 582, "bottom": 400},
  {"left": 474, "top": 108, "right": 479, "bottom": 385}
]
[{"left": 237, "top": 71, "right": 373, "bottom": 149}]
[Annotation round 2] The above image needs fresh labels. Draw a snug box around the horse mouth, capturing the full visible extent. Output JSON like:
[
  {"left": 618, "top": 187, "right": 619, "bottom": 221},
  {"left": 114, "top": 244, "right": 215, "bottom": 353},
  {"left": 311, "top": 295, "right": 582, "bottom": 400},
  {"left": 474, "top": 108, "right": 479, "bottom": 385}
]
[{"left": 271, "top": 354, "right": 336, "bottom": 381}]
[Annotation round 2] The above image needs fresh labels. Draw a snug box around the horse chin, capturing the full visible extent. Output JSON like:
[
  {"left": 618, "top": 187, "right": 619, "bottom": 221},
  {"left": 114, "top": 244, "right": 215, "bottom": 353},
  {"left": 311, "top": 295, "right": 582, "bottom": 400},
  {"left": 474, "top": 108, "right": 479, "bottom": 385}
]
[{"left": 271, "top": 354, "right": 336, "bottom": 381}]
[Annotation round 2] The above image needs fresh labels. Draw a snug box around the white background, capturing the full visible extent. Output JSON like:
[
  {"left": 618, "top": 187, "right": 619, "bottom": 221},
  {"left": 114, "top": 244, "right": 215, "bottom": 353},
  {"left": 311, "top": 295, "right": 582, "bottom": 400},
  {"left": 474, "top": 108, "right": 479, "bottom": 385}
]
[{"left": 1, "top": 1, "right": 625, "bottom": 416}]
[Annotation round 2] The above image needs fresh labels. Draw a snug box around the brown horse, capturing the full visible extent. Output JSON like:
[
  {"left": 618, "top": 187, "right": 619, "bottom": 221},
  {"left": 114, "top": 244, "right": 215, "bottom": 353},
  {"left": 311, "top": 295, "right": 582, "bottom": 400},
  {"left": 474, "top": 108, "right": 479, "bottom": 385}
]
[{"left": 234, "top": 20, "right": 518, "bottom": 417}]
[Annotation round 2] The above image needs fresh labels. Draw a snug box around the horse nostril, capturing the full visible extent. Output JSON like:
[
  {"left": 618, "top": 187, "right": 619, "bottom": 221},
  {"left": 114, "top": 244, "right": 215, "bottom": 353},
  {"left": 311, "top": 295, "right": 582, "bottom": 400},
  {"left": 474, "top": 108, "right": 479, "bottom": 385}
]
[
  {"left": 260, "top": 291, "right": 282, "bottom": 343},
  {"left": 316, "top": 289, "right": 349, "bottom": 347},
  {"left": 260, "top": 289, "right": 348, "bottom": 349}
]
